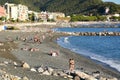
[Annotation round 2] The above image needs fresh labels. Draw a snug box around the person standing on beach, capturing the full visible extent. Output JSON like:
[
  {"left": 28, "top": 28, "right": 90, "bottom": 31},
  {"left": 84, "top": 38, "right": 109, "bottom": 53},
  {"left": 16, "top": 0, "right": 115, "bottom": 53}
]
[
  {"left": 69, "top": 58, "right": 75, "bottom": 72},
  {"left": 34, "top": 34, "right": 41, "bottom": 43}
]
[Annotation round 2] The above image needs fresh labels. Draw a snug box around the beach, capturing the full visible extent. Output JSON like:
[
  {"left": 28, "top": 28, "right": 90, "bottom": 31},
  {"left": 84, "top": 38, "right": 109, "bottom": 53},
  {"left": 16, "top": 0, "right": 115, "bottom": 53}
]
[{"left": 0, "top": 23, "right": 120, "bottom": 80}]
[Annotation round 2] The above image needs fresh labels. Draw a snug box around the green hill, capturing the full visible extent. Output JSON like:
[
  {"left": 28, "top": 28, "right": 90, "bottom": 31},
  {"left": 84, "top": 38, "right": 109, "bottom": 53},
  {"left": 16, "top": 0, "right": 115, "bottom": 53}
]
[{"left": 0, "top": 0, "right": 120, "bottom": 15}]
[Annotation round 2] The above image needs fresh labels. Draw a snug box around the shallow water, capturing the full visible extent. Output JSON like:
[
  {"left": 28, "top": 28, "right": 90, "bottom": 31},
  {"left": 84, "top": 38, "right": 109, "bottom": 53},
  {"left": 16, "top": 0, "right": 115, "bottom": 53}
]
[{"left": 55, "top": 27, "right": 120, "bottom": 72}]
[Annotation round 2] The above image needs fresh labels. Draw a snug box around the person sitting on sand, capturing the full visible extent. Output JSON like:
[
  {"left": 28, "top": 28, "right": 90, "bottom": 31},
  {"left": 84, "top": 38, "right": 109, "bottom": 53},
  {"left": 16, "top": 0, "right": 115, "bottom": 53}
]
[
  {"left": 42, "top": 35, "right": 45, "bottom": 40},
  {"left": 29, "top": 48, "right": 39, "bottom": 52},
  {"left": 69, "top": 58, "right": 75, "bottom": 72}
]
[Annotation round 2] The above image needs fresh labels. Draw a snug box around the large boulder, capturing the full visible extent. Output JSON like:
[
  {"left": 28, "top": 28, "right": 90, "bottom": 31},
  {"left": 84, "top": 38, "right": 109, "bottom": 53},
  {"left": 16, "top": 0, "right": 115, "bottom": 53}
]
[
  {"left": 57, "top": 71, "right": 68, "bottom": 77},
  {"left": 75, "top": 70, "right": 97, "bottom": 80},
  {"left": 99, "top": 77, "right": 118, "bottom": 80},
  {"left": 74, "top": 76, "right": 80, "bottom": 80},
  {"left": 99, "top": 77, "right": 107, "bottom": 80},
  {"left": 37, "top": 67, "right": 44, "bottom": 73},
  {"left": 47, "top": 67, "right": 54, "bottom": 75},
  {"left": 30, "top": 68, "right": 37, "bottom": 72},
  {"left": 23, "top": 76, "right": 29, "bottom": 80},
  {"left": 108, "top": 78, "right": 118, "bottom": 80},
  {"left": 22, "top": 62, "right": 30, "bottom": 69},
  {"left": 52, "top": 72, "right": 58, "bottom": 76},
  {"left": 42, "top": 70, "right": 50, "bottom": 75}
]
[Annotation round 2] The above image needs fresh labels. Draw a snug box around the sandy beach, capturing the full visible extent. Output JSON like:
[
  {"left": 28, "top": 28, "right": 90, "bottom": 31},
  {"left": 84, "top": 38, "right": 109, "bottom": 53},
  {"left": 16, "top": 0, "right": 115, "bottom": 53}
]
[{"left": 0, "top": 23, "right": 120, "bottom": 80}]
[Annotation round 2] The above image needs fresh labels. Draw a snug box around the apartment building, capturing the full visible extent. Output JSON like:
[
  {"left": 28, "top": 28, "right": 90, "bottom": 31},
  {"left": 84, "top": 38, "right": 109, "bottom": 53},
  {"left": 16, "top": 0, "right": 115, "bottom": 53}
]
[
  {"left": 4, "top": 3, "right": 16, "bottom": 20},
  {"left": 0, "top": 6, "right": 6, "bottom": 17},
  {"left": 18, "top": 4, "right": 28, "bottom": 21},
  {"left": 4, "top": 3, "right": 28, "bottom": 21},
  {"left": 10, "top": 6, "right": 18, "bottom": 20}
]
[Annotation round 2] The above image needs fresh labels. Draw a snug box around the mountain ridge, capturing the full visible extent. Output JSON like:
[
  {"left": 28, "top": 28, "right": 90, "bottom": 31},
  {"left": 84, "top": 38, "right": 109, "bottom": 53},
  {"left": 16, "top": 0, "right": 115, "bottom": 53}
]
[{"left": 0, "top": 0, "right": 120, "bottom": 15}]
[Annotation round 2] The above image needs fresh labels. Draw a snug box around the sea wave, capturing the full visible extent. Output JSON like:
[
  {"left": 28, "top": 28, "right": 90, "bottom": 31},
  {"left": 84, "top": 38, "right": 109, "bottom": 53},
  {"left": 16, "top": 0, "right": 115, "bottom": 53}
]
[
  {"left": 64, "top": 37, "right": 69, "bottom": 43},
  {"left": 91, "top": 55, "right": 120, "bottom": 72},
  {"left": 57, "top": 37, "right": 120, "bottom": 72}
]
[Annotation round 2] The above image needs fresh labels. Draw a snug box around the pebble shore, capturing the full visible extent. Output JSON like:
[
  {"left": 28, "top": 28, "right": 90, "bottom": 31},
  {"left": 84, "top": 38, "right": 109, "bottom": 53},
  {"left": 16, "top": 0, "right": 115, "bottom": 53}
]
[{"left": 0, "top": 23, "right": 120, "bottom": 80}]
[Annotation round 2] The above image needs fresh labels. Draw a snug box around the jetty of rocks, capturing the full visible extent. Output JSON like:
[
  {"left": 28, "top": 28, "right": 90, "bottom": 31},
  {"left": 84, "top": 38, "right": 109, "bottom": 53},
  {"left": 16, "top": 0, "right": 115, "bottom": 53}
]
[{"left": 58, "top": 31, "right": 120, "bottom": 36}]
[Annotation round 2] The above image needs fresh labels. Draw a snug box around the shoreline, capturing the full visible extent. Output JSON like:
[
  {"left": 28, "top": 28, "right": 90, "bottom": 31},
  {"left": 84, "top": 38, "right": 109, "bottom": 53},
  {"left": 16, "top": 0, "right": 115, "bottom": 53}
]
[
  {"left": 0, "top": 21, "right": 120, "bottom": 30},
  {"left": 56, "top": 35, "right": 120, "bottom": 73},
  {"left": 0, "top": 24, "right": 120, "bottom": 79},
  {"left": 52, "top": 33, "right": 120, "bottom": 77}
]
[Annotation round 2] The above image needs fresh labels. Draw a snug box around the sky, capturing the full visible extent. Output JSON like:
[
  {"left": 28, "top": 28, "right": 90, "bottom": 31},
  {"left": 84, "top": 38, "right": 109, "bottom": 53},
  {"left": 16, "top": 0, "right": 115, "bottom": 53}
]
[{"left": 103, "top": 0, "right": 120, "bottom": 4}]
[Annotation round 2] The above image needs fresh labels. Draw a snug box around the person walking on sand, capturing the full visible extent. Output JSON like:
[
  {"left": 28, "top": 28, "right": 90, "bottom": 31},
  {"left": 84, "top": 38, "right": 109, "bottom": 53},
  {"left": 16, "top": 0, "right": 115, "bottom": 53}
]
[{"left": 69, "top": 58, "right": 75, "bottom": 72}]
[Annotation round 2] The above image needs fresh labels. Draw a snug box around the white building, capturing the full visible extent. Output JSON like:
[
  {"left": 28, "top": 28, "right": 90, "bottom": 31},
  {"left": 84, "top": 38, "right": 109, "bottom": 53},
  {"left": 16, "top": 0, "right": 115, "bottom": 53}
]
[
  {"left": 48, "top": 12, "right": 65, "bottom": 21},
  {"left": 18, "top": 4, "right": 28, "bottom": 21},
  {"left": 4, "top": 3, "right": 28, "bottom": 21},
  {"left": 4, "top": 3, "right": 15, "bottom": 20},
  {"left": 41, "top": 11, "right": 48, "bottom": 22},
  {"left": 105, "top": 7, "right": 110, "bottom": 14},
  {"left": 113, "top": 14, "right": 120, "bottom": 17},
  {"left": 10, "top": 6, "right": 18, "bottom": 20}
]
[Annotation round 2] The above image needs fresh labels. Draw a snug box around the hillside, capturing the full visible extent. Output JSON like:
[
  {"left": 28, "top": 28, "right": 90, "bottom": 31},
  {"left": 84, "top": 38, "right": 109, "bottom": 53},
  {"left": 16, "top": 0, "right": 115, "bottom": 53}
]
[{"left": 0, "top": 0, "right": 120, "bottom": 15}]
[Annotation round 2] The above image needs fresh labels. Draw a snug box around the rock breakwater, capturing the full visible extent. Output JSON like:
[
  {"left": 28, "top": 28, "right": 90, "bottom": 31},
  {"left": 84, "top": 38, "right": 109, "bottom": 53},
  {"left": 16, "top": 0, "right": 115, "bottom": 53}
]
[{"left": 58, "top": 32, "right": 120, "bottom": 36}]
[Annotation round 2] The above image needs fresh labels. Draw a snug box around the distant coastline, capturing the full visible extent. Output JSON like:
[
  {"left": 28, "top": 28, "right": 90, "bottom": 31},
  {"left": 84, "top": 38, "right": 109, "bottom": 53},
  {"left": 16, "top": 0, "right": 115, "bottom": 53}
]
[{"left": 70, "top": 21, "right": 120, "bottom": 27}]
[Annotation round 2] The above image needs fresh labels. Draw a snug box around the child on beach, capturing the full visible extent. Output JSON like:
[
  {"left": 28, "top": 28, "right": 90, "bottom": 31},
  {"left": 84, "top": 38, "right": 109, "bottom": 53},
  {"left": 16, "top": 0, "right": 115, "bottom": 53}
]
[
  {"left": 69, "top": 58, "right": 75, "bottom": 72},
  {"left": 34, "top": 34, "right": 41, "bottom": 43}
]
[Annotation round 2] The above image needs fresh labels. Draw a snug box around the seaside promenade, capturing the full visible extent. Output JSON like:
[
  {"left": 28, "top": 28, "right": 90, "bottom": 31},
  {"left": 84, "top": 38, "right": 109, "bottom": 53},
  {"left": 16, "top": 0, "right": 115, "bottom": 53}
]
[{"left": 0, "top": 22, "right": 56, "bottom": 31}]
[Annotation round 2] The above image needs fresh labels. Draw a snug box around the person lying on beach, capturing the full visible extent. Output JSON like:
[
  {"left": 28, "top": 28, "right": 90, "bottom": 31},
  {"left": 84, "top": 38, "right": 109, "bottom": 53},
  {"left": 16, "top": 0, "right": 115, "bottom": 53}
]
[
  {"left": 49, "top": 50, "right": 59, "bottom": 57},
  {"left": 17, "top": 35, "right": 28, "bottom": 42},
  {"left": 21, "top": 47, "right": 39, "bottom": 52},
  {"left": 29, "top": 48, "right": 39, "bottom": 52}
]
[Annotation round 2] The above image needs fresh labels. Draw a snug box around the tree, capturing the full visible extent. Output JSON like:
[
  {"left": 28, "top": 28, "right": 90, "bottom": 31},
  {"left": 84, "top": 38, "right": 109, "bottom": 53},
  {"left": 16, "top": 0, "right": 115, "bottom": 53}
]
[{"left": 28, "top": 13, "right": 35, "bottom": 21}]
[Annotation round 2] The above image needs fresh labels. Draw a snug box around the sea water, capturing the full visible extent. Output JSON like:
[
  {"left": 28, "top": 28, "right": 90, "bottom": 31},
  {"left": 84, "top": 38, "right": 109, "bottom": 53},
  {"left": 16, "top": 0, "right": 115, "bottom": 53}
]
[{"left": 55, "top": 26, "right": 120, "bottom": 72}]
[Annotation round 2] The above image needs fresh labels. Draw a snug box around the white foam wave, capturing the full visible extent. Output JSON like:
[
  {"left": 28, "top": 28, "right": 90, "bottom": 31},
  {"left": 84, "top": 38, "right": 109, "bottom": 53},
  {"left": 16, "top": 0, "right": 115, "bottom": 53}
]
[
  {"left": 57, "top": 37, "right": 71, "bottom": 48},
  {"left": 91, "top": 55, "right": 120, "bottom": 72},
  {"left": 74, "top": 49, "right": 120, "bottom": 72},
  {"left": 64, "top": 37, "right": 69, "bottom": 43}
]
